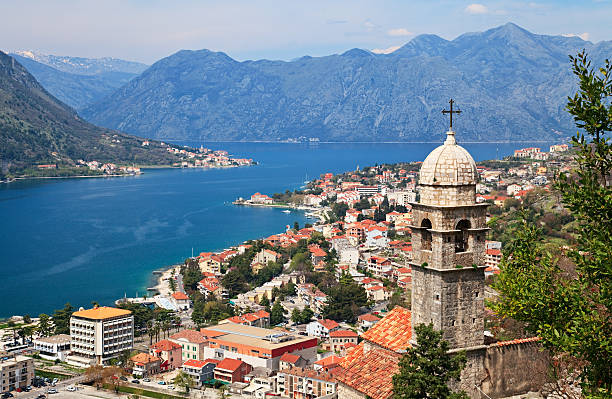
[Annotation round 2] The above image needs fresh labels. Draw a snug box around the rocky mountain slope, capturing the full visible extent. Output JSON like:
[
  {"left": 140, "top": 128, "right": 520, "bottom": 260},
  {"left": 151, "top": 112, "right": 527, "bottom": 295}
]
[
  {"left": 76, "top": 23, "right": 610, "bottom": 142},
  {"left": 0, "top": 51, "right": 178, "bottom": 175}
]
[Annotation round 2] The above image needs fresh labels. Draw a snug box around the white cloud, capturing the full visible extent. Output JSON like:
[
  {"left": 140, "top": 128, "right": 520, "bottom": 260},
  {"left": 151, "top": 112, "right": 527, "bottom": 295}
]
[
  {"left": 363, "top": 20, "right": 377, "bottom": 31},
  {"left": 371, "top": 45, "right": 401, "bottom": 54},
  {"left": 562, "top": 32, "right": 590, "bottom": 41},
  {"left": 465, "top": 4, "right": 489, "bottom": 14},
  {"left": 387, "top": 28, "right": 412, "bottom": 37}
]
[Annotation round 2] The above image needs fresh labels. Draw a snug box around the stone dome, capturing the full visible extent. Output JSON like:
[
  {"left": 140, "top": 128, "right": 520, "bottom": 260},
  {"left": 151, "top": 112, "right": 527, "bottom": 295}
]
[{"left": 419, "top": 130, "right": 478, "bottom": 186}]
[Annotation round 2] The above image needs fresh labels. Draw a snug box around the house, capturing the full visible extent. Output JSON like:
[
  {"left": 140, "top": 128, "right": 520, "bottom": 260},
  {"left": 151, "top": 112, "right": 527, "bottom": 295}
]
[
  {"left": 366, "top": 285, "right": 390, "bottom": 302},
  {"left": 198, "top": 276, "right": 226, "bottom": 300},
  {"left": 366, "top": 234, "right": 389, "bottom": 248},
  {"left": 344, "top": 209, "right": 360, "bottom": 224},
  {"left": 171, "top": 292, "right": 191, "bottom": 311},
  {"left": 214, "top": 358, "right": 253, "bottom": 383},
  {"left": 329, "top": 330, "right": 358, "bottom": 353},
  {"left": 279, "top": 353, "right": 307, "bottom": 370},
  {"left": 169, "top": 330, "right": 209, "bottom": 362},
  {"left": 250, "top": 193, "right": 274, "bottom": 204},
  {"left": 367, "top": 257, "right": 392, "bottom": 278},
  {"left": 392, "top": 267, "right": 411, "bottom": 282},
  {"left": 338, "top": 247, "right": 359, "bottom": 266},
  {"left": 357, "top": 313, "right": 381, "bottom": 330},
  {"left": 506, "top": 184, "right": 522, "bottom": 196},
  {"left": 131, "top": 353, "right": 161, "bottom": 377},
  {"left": 33, "top": 334, "right": 71, "bottom": 362},
  {"left": 313, "top": 355, "right": 344, "bottom": 371},
  {"left": 182, "top": 359, "right": 219, "bottom": 385},
  {"left": 149, "top": 339, "right": 182, "bottom": 371},
  {"left": 198, "top": 253, "right": 222, "bottom": 274},
  {"left": 252, "top": 249, "right": 280, "bottom": 273},
  {"left": 275, "top": 367, "right": 337, "bottom": 399},
  {"left": 0, "top": 354, "right": 34, "bottom": 393},
  {"left": 306, "top": 319, "right": 340, "bottom": 338},
  {"left": 309, "top": 245, "right": 327, "bottom": 264},
  {"left": 385, "top": 211, "right": 402, "bottom": 223},
  {"left": 485, "top": 248, "right": 502, "bottom": 268},
  {"left": 297, "top": 284, "right": 328, "bottom": 314},
  {"left": 221, "top": 310, "right": 270, "bottom": 328}
]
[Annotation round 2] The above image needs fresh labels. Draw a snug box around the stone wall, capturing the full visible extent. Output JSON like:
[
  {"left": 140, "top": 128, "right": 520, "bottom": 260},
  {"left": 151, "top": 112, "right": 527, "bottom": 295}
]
[
  {"left": 337, "top": 383, "right": 366, "bottom": 399},
  {"left": 420, "top": 184, "right": 476, "bottom": 206}
]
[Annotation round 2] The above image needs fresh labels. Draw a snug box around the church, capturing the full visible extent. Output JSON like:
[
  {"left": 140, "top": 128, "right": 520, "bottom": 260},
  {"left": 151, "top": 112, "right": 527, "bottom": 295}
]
[{"left": 334, "top": 101, "right": 547, "bottom": 399}]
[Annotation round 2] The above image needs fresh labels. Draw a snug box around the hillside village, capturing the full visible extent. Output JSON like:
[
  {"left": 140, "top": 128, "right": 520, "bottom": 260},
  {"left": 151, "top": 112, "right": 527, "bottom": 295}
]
[{"left": 1, "top": 142, "right": 571, "bottom": 399}]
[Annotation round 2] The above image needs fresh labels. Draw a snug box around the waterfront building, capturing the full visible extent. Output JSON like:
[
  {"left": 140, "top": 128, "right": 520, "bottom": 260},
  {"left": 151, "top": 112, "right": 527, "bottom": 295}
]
[
  {"left": 33, "top": 334, "right": 71, "bottom": 361},
  {"left": 201, "top": 323, "right": 317, "bottom": 371},
  {"left": 149, "top": 339, "right": 182, "bottom": 371},
  {"left": 171, "top": 291, "right": 191, "bottom": 311},
  {"left": 67, "top": 306, "right": 134, "bottom": 367},
  {"left": 169, "top": 330, "right": 209, "bottom": 362},
  {"left": 0, "top": 354, "right": 34, "bottom": 393}
]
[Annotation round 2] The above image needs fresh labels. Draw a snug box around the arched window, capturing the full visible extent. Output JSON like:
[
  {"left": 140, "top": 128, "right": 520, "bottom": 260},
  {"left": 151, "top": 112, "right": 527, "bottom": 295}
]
[
  {"left": 455, "top": 219, "right": 471, "bottom": 252},
  {"left": 421, "top": 219, "right": 432, "bottom": 251}
]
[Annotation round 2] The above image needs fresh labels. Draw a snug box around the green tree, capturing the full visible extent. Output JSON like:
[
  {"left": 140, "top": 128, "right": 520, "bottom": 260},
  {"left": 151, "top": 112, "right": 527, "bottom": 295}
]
[
  {"left": 392, "top": 324, "right": 468, "bottom": 399},
  {"left": 291, "top": 308, "right": 302, "bottom": 324},
  {"left": 52, "top": 303, "right": 74, "bottom": 334},
  {"left": 493, "top": 51, "right": 612, "bottom": 396},
  {"left": 270, "top": 300, "right": 285, "bottom": 325},
  {"left": 173, "top": 370, "right": 194, "bottom": 393},
  {"left": 37, "top": 313, "right": 52, "bottom": 337},
  {"left": 23, "top": 315, "right": 31, "bottom": 324},
  {"left": 322, "top": 279, "right": 368, "bottom": 323},
  {"left": 300, "top": 306, "right": 314, "bottom": 323},
  {"left": 259, "top": 295, "right": 270, "bottom": 308}
]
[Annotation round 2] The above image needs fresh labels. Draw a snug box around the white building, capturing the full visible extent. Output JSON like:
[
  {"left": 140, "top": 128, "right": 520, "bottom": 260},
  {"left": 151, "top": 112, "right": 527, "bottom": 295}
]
[
  {"left": 305, "top": 319, "right": 340, "bottom": 338},
  {"left": 33, "top": 334, "right": 71, "bottom": 361},
  {"left": 387, "top": 190, "right": 417, "bottom": 207},
  {"left": 67, "top": 306, "right": 134, "bottom": 367},
  {"left": 338, "top": 247, "right": 359, "bottom": 266}
]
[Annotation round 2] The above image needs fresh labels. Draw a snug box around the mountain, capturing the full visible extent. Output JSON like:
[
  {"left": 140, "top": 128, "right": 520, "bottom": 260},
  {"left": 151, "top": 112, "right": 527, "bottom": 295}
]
[
  {"left": 81, "top": 23, "right": 611, "bottom": 142},
  {"left": 10, "top": 54, "right": 139, "bottom": 110},
  {"left": 12, "top": 50, "right": 148, "bottom": 75},
  {"left": 0, "top": 51, "right": 179, "bottom": 176}
]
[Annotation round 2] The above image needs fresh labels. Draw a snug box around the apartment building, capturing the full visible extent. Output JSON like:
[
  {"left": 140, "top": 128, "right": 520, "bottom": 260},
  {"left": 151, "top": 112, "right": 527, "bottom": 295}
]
[
  {"left": 169, "top": 330, "right": 209, "bottom": 362},
  {"left": 276, "top": 367, "right": 337, "bottom": 399},
  {"left": 67, "top": 306, "right": 134, "bottom": 367},
  {"left": 0, "top": 354, "right": 34, "bottom": 393},
  {"left": 33, "top": 334, "right": 71, "bottom": 361}
]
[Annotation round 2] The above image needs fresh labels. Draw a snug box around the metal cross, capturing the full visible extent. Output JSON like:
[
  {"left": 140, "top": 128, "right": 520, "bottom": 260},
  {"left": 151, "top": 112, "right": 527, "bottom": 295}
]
[{"left": 442, "top": 99, "right": 461, "bottom": 129}]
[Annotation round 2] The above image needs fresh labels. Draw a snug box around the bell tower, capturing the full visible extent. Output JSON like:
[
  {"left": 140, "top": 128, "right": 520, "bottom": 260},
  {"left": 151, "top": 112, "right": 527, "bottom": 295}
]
[{"left": 409, "top": 102, "right": 488, "bottom": 350}]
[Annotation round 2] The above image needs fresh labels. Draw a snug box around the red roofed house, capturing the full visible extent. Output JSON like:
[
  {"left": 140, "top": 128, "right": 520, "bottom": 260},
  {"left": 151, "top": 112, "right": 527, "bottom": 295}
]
[
  {"left": 306, "top": 319, "right": 340, "bottom": 338},
  {"left": 276, "top": 367, "right": 338, "bottom": 398},
  {"left": 357, "top": 313, "right": 381, "bottom": 330},
  {"left": 279, "top": 353, "right": 307, "bottom": 370},
  {"left": 182, "top": 359, "right": 219, "bottom": 385},
  {"left": 221, "top": 310, "right": 270, "bottom": 328},
  {"left": 329, "top": 330, "right": 358, "bottom": 352},
  {"left": 130, "top": 353, "right": 162, "bottom": 377},
  {"left": 308, "top": 244, "right": 327, "bottom": 264},
  {"left": 214, "top": 358, "right": 252, "bottom": 383},
  {"left": 252, "top": 249, "right": 280, "bottom": 273},
  {"left": 485, "top": 248, "right": 502, "bottom": 268},
  {"left": 149, "top": 339, "right": 182, "bottom": 371},
  {"left": 198, "top": 276, "right": 226, "bottom": 300},
  {"left": 250, "top": 192, "right": 274, "bottom": 204},
  {"left": 171, "top": 291, "right": 191, "bottom": 311},
  {"left": 169, "top": 330, "right": 209, "bottom": 362},
  {"left": 313, "top": 355, "right": 344, "bottom": 371}
]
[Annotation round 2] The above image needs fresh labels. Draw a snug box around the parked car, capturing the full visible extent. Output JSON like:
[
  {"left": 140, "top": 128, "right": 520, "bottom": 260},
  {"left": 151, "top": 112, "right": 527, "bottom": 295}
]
[
  {"left": 131, "top": 380, "right": 140, "bottom": 384},
  {"left": 47, "top": 389, "right": 58, "bottom": 394},
  {"left": 157, "top": 381, "right": 166, "bottom": 385},
  {"left": 66, "top": 386, "right": 77, "bottom": 392},
  {"left": 36, "top": 394, "right": 46, "bottom": 399},
  {"left": 143, "top": 378, "right": 151, "bottom": 382},
  {"left": 167, "top": 385, "right": 175, "bottom": 390},
  {"left": 1, "top": 393, "right": 14, "bottom": 399},
  {"left": 119, "top": 376, "right": 128, "bottom": 381}
]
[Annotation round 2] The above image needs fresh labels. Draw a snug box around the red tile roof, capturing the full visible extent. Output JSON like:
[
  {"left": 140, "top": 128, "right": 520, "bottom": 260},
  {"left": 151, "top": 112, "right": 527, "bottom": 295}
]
[
  {"left": 170, "top": 329, "right": 208, "bottom": 344},
  {"left": 335, "top": 346, "right": 401, "bottom": 399},
  {"left": 360, "top": 306, "right": 411, "bottom": 352},
  {"left": 151, "top": 339, "right": 181, "bottom": 351},
  {"left": 358, "top": 313, "right": 381, "bottom": 322},
  {"left": 314, "top": 355, "right": 344, "bottom": 368},
  {"left": 492, "top": 337, "right": 541, "bottom": 347},
  {"left": 330, "top": 329, "right": 358, "bottom": 338},
  {"left": 216, "top": 358, "right": 246, "bottom": 372},
  {"left": 172, "top": 292, "right": 189, "bottom": 300},
  {"left": 131, "top": 353, "right": 160, "bottom": 365},
  {"left": 318, "top": 319, "right": 340, "bottom": 330},
  {"left": 279, "top": 353, "right": 301, "bottom": 364}
]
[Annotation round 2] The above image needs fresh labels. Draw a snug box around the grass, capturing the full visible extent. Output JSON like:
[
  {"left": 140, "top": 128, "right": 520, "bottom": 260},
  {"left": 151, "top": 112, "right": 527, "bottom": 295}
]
[
  {"left": 101, "top": 383, "right": 187, "bottom": 399},
  {"left": 35, "top": 369, "right": 72, "bottom": 380}
]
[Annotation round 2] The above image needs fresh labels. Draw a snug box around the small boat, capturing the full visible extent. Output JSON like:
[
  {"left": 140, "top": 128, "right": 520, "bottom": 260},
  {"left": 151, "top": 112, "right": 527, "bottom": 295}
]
[{"left": 282, "top": 210, "right": 291, "bottom": 213}]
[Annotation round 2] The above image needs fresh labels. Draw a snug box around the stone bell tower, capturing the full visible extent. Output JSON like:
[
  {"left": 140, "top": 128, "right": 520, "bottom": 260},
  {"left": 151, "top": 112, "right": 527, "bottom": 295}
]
[{"left": 409, "top": 104, "right": 488, "bottom": 351}]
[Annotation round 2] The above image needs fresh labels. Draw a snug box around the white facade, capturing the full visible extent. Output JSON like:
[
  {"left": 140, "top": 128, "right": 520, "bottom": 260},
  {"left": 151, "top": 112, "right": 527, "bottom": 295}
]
[
  {"left": 339, "top": 247, "right": 359, "bottom": 266},
  {"left": 33, "top": 334, "right": 71, "bottom": 361}
]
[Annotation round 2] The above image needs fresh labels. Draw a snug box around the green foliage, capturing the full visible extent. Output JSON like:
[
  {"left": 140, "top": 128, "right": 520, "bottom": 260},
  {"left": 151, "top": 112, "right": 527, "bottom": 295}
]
[
  {"left": 331, "top": 202, "right": 349, "bottom": 219},
  {"left": 181, "top": 259, "right": 203, "bottom": 292},
  {"left": 52, "top": 303, "right": 74, "bottom": 334},
  {"left": 192, "top": 301, "right": 234, "bottom": 327},
  {"left": 322, "top": 278, "right": 368, "bottom": 323},
  {"left": 259, "top": 295, "right": 270, "bottom": 308},
  {"left": 392, "top": 324, "right": 468, "bottom": 399},
  {"left": 493, "top": 51, "right": 612, "bottom": 395},
  {"left": 270, "top": 300, "right": 285, "bottom": 325},
  {"left": 37, "top": 313, "right": 52, "bottom": 337},
  {"left": 291, "top": 306, "right": 314, "bottom": 324},
  {"left": 117, "top": 303, "right": 155, "bottom": 336},
  {"left": 173, "top": 370, "right": 194, "bottom": 393}
]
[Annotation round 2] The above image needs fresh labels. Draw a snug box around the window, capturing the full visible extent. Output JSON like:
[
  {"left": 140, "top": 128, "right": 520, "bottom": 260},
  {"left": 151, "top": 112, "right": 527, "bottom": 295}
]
[
  {"left": 421, "top": 219, "right": 432, "bottom": 251},
  {"left": 455, "top": 220, "right": 471, "bottom": 252}
]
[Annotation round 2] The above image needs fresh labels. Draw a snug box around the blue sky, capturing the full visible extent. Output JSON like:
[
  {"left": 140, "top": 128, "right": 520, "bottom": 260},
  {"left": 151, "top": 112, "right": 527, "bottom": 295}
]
[{"left": 2, "top": 0, "right": 611, "bottom": 63}]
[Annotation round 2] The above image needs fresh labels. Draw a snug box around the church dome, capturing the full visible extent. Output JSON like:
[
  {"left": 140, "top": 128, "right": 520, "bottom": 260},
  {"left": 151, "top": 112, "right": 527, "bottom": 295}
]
[{"left": 419, "top": 130, "right": 478, "bottom": 186}]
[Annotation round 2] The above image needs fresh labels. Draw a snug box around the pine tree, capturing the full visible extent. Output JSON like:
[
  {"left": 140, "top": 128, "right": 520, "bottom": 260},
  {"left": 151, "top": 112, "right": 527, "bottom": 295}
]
[
  {"left": 270, "top": 300, "right": 285, "bottom": 325},
  {"left": 393, "top": 324, "right": 468, "bottom": 399}
]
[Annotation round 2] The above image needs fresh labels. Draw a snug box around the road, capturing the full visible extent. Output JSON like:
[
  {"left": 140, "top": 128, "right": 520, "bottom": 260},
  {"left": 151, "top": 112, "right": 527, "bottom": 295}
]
[{"left": 14, "top": 375, "right": 88, "bottom": 399}]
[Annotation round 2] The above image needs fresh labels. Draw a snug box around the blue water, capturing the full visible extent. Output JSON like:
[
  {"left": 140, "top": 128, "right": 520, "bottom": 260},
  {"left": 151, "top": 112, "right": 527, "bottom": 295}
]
[{"left": 0, "top": 142, "right": 547, "bottom": 317}]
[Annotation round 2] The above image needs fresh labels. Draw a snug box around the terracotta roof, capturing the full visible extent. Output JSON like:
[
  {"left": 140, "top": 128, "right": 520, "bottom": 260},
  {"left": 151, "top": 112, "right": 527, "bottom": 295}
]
[
  {"left": 170, "top": 329, "right": 208, "bottom": 344},
  {"left": 314, "top": 355, "right": 344, "bottom": 368},
  {"left": 151, "top": 339, "right": 181, "bottom": 351},
  {"left": 318, "top": 319, "right": 340, "bottom": 330},
  {"left": 130, "top": 353, "right": 160, "bottom": 365},
  {"left": 172, "top": 292, "right": 189, "bottom": 300},
  {"left": 335, "top": 346, "right": 401, "bottom": 399},
  {"left": 486, "top": 248, "right": 502, "bottom": 256},
  {"left": 492, "top": 337, "right": 541, "bottom": 347},
  {"left": 279, "top": 353, "right": 301, "bottom": 364},
  {"left": 216, "top": 358, "right": 245, "bottom": 372},
  {"left": 330, "top": 329, "right": 358, "bottom": 338},
  {"left": 183, "top": 359, "right": 219, "bottom": 368},
  {"left": 72, "top": 306, "right": 131, "bottom": 320},
  {"left": 281, "top": 367, "right": 336, "bottom": 382},
  {"left": 360, "top": 306, "right": 412, "bottom": 352},
  {"left": 358, "top": 313, "right": 381, "bottom": 322}
]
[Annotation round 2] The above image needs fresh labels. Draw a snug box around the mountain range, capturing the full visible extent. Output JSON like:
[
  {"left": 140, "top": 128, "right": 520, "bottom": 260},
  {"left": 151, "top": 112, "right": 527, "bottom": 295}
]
[
  {"left": 17, "top": 23, "right": 612, "bottom": 142},
  {"left": 0, "top": 51, "right": 178, "bottom": 176},
  {"left": 9, "top": 51, "right": 148, "bottom": 110}
]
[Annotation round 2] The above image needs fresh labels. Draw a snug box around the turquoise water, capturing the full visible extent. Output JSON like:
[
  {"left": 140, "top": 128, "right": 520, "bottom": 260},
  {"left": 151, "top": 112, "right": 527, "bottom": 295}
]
[{"left": 0, "top": 142, "right": 547, "bottom": 317}]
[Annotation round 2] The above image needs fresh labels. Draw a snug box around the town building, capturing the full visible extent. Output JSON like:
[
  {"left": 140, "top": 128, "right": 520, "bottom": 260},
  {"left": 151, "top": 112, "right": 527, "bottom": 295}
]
[
  {"left": 0, "top": 354, "right": 34, "bottom": 393},
  {"left": 33, "top": 334, "right": 71, "bottom": 362},
  {"left": 182, "top": 359, "right": 219, "bottom": 386},
  {"left": 201, "top": 323, "right": 318, "bottom": 371},
  {"left": 305, "top": 319, "right": 339, "bottom": 338},
  {"left": 357, "top": 314, "right": 380, "bottom": 330},
  {"left": 171, "top": 292, "right": 191, "bottom": 311},
  {"left": 169, "top": 329, "right": 209, "bottom": 362},
  {"left": 279, "top": 353, "right": 307, "bottom": 370},
  {"left": 67, "top": 306, "right": 134, "bottom": 367},
  {"left": 485, "top": 248, "right": 502, "bottom": 269},
  {"left": 250, "top": 193, "right": 274, "bottom": 204},
  {"left": 276, "top": 367, "right": 337, "bottom": 399},
  {"left": 131, "top": 353, "right": 161, "bottom": 377},
  {"left": 149, "top": 339, "right": 182, "bottom": 371},
  {"left": 222, "top": 310, "right": 270, "bottom": 328},
  {"left": 214, "top": 358, "right": 252, "bottom": 383},
  {"left": 329, "top": 330, "right": 358, "bottom": 352}
]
